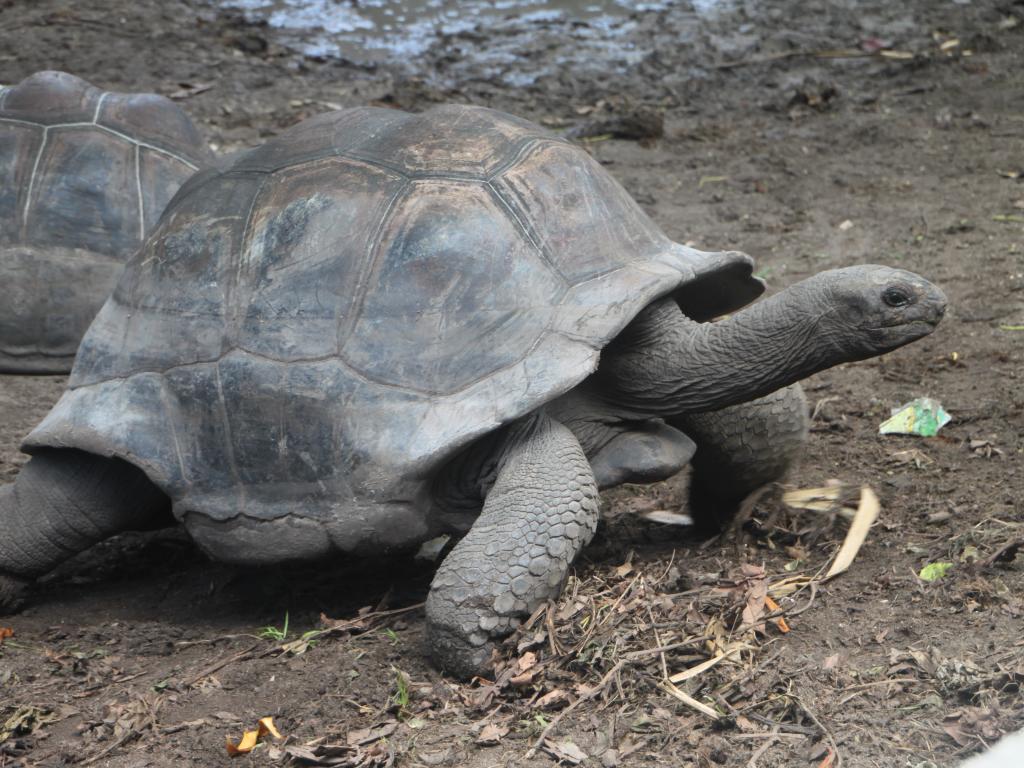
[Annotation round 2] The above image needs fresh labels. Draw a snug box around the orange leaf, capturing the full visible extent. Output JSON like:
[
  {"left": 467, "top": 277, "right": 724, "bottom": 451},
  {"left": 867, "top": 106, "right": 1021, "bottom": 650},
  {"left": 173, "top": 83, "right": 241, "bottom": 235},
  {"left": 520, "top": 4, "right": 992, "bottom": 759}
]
[
  {"left": 764, "top": 596, "right": 790, "bottom": 633},
  {"left": 226, "top": 717, "right": 283, "bottom": 756},
  {"left": 0, "top": 627, "right": 13, "bottom": 643},
  {"left": 257, "top": 717, "right": 282, "bottom": 740},
  {"left": 226, "top": 729, "right": 259, "bottom": 756}
]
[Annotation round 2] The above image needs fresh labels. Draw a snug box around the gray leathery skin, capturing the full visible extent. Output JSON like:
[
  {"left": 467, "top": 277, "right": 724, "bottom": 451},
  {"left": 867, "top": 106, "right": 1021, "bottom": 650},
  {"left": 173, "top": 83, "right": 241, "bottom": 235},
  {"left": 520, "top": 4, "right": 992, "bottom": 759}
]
[
  {"left": 600, "top": 266, "right": 947, "bottom": 416},
  {"left": 0, "top": 71, "right": 211, "bottom": 373},
  {"left": 670, "top": 384, "right": 809, "bottom": 530},
  {"left": 0, "top": 449, "right": 171, "bottom": 612},
  {"left": 588, "top": 420, "right": 697, "bottom": 490},
  {"left": 425, "top": 414, "right": 598, "bottom": 678}
]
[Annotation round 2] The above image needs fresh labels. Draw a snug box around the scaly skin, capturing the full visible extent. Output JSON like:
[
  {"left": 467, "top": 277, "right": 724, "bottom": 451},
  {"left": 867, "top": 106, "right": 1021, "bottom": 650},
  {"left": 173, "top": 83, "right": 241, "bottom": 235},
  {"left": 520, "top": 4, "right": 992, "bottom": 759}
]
[
  {"left": 670, "top": 383, "right": 809, "bottom": 530},
  {"left": 0, "top": 450, "right": 171, "bottom": 613},
  {"left": 425, "top": 414, "right": 599, "bottom": 678}
]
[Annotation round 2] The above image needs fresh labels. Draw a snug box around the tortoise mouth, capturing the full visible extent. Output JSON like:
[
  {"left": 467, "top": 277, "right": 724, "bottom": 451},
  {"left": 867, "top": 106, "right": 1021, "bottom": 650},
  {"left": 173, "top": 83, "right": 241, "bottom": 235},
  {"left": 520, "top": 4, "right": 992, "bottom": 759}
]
[
  {"left": 863, "top": 319, "right": 942, "bottom": 345},
  {"left": 867, "top": 316, "right": 943, "bottom": 331}
]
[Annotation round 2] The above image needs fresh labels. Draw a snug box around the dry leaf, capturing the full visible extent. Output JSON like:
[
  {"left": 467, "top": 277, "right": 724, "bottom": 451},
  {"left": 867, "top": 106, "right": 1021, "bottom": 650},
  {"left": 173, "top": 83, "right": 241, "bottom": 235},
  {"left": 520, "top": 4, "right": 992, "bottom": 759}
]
[
  {"left": 476, "top": 722, "right": 510, "bottom": 745},
  {"left": 668, "top": 643, "right": 747, "bottom": 685},
  {"left": 783, "top": 483, "right": 845, "bottom": 511},
  {"left": 764, "top": 595, "right": 790, "bottom": 633},
  {"left": 659, "top": 681, "right": 720, "bottom": 719},
  {"left": 0, "top": 706, "right": 60, "bottom": 743},
  {"left": 824, "top": 486, "right": 880, "bottom": 580},
  {"left": 347, "top": 721, "right": 397, "bottom": 746},
  {"left": 227, "top": 729, "right": 259, "bottom": 756},
  {"left": 258, "top": 717, "right": 282, "bottom": 740},
  {"left": 536, "top": 689, "right": 572, "bottom": 710},
  {"left": 226, "top": 716, "right": 283, "bottom": 756},
  {"left": 168, "top": 82, "right": 214, "bottom": 100},
  {"left": 641, "top": 510, "right": 694, "bottom": 526},
  {"left": 543, "top": 739, "right": 588, "bottom": 764},
  {"left": 0, "top": 627, "right": 12, "bottom": 643}
]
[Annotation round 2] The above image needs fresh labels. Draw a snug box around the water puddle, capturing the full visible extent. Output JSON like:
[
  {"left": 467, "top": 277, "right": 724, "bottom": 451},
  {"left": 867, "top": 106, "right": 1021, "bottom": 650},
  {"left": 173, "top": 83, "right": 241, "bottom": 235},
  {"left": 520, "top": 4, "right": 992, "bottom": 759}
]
[{"left": 214, "top": 0, "right": 731, "bottom": 85}]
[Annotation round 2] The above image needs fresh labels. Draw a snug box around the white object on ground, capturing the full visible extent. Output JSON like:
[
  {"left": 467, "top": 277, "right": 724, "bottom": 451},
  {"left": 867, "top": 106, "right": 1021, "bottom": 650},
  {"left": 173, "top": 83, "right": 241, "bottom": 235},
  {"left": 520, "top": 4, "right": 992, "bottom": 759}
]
[{"left": 958, "top": 729, "right": 1024, "bottom": 767}]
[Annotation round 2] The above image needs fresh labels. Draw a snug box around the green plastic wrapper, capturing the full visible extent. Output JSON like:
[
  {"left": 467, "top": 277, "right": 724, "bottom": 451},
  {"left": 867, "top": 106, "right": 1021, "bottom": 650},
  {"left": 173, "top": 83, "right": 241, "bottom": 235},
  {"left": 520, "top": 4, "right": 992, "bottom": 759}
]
[{"left": 879, "top": 397, "right": 951, "bottom": 437}]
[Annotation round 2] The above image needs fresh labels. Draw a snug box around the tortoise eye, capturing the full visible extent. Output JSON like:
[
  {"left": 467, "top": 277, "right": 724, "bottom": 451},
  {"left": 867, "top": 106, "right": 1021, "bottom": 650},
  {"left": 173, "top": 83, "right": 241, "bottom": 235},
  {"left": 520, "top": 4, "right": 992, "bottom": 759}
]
[{"left": 883, "top": 287, "right": 912, "bottom": 307}]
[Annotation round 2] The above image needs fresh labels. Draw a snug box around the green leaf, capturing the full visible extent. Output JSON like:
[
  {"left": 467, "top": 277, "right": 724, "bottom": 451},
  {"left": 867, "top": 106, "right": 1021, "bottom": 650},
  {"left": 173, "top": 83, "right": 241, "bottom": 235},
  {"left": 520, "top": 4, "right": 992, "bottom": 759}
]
[{"left": 918, "top": 562, "right": 954, "bottom": 582}]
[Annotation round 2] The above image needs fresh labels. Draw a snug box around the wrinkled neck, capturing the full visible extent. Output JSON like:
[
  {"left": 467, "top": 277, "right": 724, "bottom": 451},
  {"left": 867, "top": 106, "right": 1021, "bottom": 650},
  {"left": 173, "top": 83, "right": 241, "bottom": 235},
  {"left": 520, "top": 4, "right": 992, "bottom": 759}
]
[{"left": 599, "top": 284, "right": 842, "bottom": 415}]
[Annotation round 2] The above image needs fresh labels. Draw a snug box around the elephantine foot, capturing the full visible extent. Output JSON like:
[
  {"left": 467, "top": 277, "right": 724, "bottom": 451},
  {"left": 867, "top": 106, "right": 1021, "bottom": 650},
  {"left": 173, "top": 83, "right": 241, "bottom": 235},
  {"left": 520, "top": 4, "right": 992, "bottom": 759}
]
[
  {"left": 0, "top": 570, "right": 30, "bottom": 614},
  {"left": 424, "top": 617, "right": 507, "bottom": 680}
]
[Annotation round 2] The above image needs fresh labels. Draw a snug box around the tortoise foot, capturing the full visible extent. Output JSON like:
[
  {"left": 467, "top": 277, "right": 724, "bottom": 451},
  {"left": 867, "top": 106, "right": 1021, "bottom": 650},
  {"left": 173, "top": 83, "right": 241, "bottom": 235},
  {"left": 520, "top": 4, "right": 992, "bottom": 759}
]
[
  {"left": 424, "top": 618, "right": 506, "bottom": 681},
  {"left": 0, "top": 570, "right": 30, "bottom": 615}
]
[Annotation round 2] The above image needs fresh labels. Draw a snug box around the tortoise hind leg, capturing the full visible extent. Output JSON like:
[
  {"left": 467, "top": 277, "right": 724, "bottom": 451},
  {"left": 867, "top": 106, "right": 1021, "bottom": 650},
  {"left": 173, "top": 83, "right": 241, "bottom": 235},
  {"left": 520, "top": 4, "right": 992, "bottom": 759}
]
[
  {"left": 0, "top": 449, "right": 172, "bottom": 613},
  {"left": 670, "top": 384, "right": 809, "bottom": 532},
  {"left": 426, "top": 414, "right": 599, "bottom": 679}
]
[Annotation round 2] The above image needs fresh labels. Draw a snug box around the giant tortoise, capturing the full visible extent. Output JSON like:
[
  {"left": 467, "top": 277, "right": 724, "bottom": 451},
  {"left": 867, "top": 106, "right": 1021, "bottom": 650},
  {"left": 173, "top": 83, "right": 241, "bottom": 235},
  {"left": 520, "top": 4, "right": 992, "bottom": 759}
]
[
  {"left": 0, "top": 105, "right": 946, "bottom": 676},
  {"left": 0, "top": 70, "right": 212, "bottom": 373}
]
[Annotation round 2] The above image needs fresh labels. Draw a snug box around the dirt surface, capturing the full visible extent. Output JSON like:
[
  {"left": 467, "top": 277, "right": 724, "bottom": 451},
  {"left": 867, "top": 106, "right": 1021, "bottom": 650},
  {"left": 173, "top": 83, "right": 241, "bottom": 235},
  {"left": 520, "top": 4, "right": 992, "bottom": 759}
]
[{"left": 2, "top": 1, "right": 1023, "bottom": 766}]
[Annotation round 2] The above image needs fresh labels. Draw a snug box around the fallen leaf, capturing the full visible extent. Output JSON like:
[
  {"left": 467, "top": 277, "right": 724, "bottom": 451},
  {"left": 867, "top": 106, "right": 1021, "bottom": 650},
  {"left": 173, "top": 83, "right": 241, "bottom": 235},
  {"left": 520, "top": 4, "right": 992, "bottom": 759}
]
[
  {"left": 168, "top": 82, "right": 214, "bottom": 100},
  {"left": 284, "top": 742, "right": 359, "bottom": 766},
  {"left": 536, "top": 688, "right": 572, "bottom": 710},
  {"left": 476, "top": 722, "right": 510, "bottom": 745},
  {"left": 668, "top": 647, "right": 741, "bottom": 683},
  {"left": 226, "top": 729, "right": 259, "bottom": 756},
  {"left": 824, "top": 486, "right": 880, "bottom": 580},
  {"left": 226, "top": 716, "right": 283, "bottom": 756},
  {"left": 889, "top": 449, "right": 933, "bottom": 468},
  {"left": 543, "top": 739, "right": 588, "bottom": 764},
  {"left": 0, "top": 706, "right": 60, "bottom": 743},
  {"left": 659, "top": 681, "right": 720, "bottom": 719},
  {"left": 0, "top": 627, "right": 12, "bottom": 643},
  {"left": 347, "top": 721, "right": 397, "bottom": 746},
  {"left": 919, "top": 562, "right": 954, "bottom": 582},
  {"left": 783, "top": 483, "right": 845, "bottom": 512},
  {"left": 258, "top": 717, "right": 282, "bottom": 740},
  {"left": 764, "top": 595, "right": 790, "bottom": 633},
  {"left": 641, "top": 510, "right": 694, "bottom": 526}
]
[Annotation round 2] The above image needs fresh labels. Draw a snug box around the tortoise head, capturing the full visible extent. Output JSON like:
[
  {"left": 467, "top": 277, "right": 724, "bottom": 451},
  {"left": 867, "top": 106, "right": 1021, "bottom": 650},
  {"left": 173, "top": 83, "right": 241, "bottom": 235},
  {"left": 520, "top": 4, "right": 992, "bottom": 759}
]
[{"left": 817, "top": 265, "right": 947, "bottom": 357}]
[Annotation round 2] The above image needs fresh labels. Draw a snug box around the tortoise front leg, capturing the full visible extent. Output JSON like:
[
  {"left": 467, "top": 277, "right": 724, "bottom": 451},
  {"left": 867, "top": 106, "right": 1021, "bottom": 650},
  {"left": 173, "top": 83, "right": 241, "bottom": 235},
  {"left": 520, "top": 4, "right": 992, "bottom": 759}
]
[
  {"left": 0, "top": 449, "right": 172, "bottom": 613},
  {"left": 426, "top": 414, "right": 599, "bottom": 678},
  {"left": 669, "top": 383, "right": 809, "bottom": 531}
]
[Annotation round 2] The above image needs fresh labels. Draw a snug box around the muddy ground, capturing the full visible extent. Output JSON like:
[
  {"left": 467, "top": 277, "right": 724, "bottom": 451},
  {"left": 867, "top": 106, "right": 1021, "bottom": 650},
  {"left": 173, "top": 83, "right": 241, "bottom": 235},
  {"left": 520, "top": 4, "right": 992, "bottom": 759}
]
[{"left": 1, "top": 0, "right": 1023, "bottom": 766}]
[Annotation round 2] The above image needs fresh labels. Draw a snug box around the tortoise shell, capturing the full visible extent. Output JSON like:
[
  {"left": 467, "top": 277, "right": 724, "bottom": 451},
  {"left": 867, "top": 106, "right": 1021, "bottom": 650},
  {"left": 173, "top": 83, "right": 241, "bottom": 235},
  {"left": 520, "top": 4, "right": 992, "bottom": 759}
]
[
  {"left": 25, "top": 105, "right": 762, "bottom": 562},
  {"left": 0, "top": 71, "right": 212, "bottom": 373}
]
